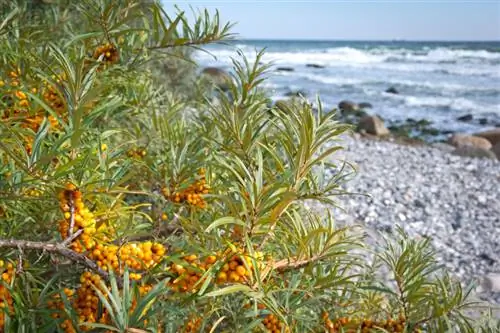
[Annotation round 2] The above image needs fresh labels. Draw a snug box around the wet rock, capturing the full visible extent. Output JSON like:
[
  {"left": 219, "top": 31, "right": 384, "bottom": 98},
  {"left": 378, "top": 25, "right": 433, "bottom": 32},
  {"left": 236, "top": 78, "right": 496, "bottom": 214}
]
[
  {"left": 306, "top": 64, "right": 325, "bottom": 69},
  {"left": 457, "top": 114, "right": 473, "bottom": 122},
  {"left": 276, "top": 67, "right": 294, "bottom": 72},
  {"left": 358, "top": 102, "right": 373, "bottom": 109},
  {"left": 385, "top": 87, "right": 399, "bottom": 94},
  {"left": 338, "top": 100, "right": 359, "bottom": 113}
]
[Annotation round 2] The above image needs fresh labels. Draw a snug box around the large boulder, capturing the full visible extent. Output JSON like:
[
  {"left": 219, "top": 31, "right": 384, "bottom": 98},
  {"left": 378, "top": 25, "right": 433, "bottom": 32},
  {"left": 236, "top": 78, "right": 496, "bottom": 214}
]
[
  {"left": 338, "top": 100, "right": 359, "bottom": 113},
  {"left": 448, "top": 133, "right": 492, "bottom": 150},
  {"left": 357, "top": 115, "right": 389, "bottom": 136},
  {"left": 452, "top": 146, "right": 497, "bottom": 160},
  {"left": 473, "top": 129, "right": 500, "bottom": 146},
  {"left": 201, "top": 67, "right": 232, "bottom": 91}
]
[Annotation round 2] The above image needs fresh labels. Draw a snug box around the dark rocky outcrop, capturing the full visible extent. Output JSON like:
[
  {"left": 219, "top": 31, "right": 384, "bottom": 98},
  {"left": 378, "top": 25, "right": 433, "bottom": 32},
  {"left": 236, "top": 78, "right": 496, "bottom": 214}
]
[
  {"left": 276, "top": 67, "right": 294, "bottom": 72},
  {"left": 338, "top": 100, "right": 359, "bottom": 113},
  {"left": 358, "top": 102, "right": 373, "bottom": 109},
  {"left": 385, "top": 87, "right": 399, "bottom": 94},
  {"left": 306, "top": 64, "right": 325, "bottom": 69},
  {"left": 457, "top": 114, "right": 473, "bottom": 122}
]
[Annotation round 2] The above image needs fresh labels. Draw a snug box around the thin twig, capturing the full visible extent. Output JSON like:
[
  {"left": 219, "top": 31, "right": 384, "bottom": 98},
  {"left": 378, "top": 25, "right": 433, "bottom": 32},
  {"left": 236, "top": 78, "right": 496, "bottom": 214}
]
[
  {"left": 67, "top": 193, "right": 75, "bottom": 239},
  {"left": 16, "top": 245, "right": 24, "bottom": 274},
  {"left": 61, "top": 228, "right": 83, "bottom": 247},
  {"left": 252, "top": 254, "right": 324, "bottom": 290}
]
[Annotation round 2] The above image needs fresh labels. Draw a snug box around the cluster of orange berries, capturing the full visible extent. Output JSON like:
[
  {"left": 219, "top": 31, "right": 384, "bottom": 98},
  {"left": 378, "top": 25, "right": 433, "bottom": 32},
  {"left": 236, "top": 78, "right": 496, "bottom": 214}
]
[
  {"left": 169, "top": 253, "right": 216, "bottom": 292},
  {"left": 0, "top": 260, "right": 15, "bottom": 329},
  {"left": 183, "top": 316, "right": 203, "bottom": 333},
  {"left": 169, "top": 249, "right": 262, "bottom": 293},
  {"left": 47, "top": 287, "right": 77, "bottom": 333},
  {"left": 88, "top": 241, "right": 166, "bottom": 277},
  {"left": 93, "top": 43, "right": 120, "bottom": 64},
  {"left": 49, "top": 272, "right": 155, "bottom": 333},
  {"left": 162, "top": 168, "right": 210, "bottom": 209},
  {"left": 244, "top": 303, "right": 289, "bottom": 333},
  {"left": 1, "top": 69, "right": 64, "bottom": 154},
  {"left": 58, "top": 184, "right": 99, "bottom": 253},
  {"left": 262, "top": 313, "right": 290, "bottom": 333},
  {"left": 127, "top": 147, "right": 147, "bottom": 159},
  {"left": 58, "top": 184, "right": 166, "bottom": 275},
  {"left": 322, "top": 312, "right": 421, "bottom": 333}
]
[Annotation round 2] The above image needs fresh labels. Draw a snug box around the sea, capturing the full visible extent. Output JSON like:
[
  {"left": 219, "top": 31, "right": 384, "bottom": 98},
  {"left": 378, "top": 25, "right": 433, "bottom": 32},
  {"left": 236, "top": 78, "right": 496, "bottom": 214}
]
[{"left": 194, "top": 40, "right": 500, "bottom": 136}]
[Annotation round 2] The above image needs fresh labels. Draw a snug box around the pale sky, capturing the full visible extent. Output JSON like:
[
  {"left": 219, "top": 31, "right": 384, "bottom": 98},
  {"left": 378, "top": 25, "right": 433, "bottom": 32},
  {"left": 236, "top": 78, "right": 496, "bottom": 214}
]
[{"left": 164, "top": 1, "right": 500, "bottom": 41}]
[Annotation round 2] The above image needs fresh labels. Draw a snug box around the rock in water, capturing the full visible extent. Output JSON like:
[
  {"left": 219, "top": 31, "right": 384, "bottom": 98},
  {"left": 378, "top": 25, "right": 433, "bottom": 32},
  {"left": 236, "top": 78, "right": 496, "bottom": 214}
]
[
  {"left": 276, "top": 67, "right": 294, "bottom": 72},
  {"left": 338, "top": 100, "right": 359, "bottom": 113},
  {"left": 448, "top": 133, "right": 493, "bottom": 150},
  {"left": 358, "top": 115, "right": 390, "bottom": 136},
  {"left": 457, "top": 114, "right": 473, "bottom": 122},
  {"left": 358, "top": 102, "right": 373, "bottom": 109},
  {"left": 201, "top": 67, "right": 232, "bottom": 91},
  {"left": 285, "top": 90, "right": 307, "bottom": 97},
  {"left": 306, "top": 64, "right": 325, "bottom": 69},
  {"left": 385, "top": 87, "right": 399, "bottom": 94},
  {"left": 474, "top": 129, "right": 500, "bottom": 146}
]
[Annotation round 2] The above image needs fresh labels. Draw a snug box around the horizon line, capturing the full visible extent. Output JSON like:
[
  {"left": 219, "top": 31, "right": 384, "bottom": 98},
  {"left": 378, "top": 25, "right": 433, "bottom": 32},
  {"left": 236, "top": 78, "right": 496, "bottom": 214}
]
[{"left": 234, "top": 37, "right": 500, "bottom": 43}]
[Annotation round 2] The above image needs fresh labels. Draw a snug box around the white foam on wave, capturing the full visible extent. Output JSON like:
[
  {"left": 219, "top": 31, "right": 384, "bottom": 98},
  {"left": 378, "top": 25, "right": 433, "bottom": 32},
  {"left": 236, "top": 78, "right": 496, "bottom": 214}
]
[
  {"left": 389, "top": 94, "right": 500, "bottom": 114},
  {"left": 197, "top": 45, "right": 500, "bottom": 64},
  {"left": 275, "top": 72, "right": 500, "bottom": 94},
  {"left": 195, "top": 45, "right": 500, "bottom": 78}
]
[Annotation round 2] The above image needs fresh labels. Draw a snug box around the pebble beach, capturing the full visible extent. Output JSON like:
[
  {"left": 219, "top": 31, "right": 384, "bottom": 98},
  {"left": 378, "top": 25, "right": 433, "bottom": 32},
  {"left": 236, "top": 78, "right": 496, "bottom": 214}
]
[{"left": 326, "top": 134, "right": 500, "bottom": 305}]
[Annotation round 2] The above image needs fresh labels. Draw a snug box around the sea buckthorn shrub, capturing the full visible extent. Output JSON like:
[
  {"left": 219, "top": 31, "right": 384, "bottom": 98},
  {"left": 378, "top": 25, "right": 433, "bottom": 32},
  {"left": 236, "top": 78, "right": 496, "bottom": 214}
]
[{"left": 0, "top": 1, "right": 497, "bottom": 332}]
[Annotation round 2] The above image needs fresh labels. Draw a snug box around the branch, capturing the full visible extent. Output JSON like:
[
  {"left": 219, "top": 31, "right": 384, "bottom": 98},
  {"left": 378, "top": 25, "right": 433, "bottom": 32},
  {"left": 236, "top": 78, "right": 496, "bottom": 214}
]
[
  {"left": 253, "top": 254, "right": 325, "bottom": 289},
  {"left": 0, "top": 238, "right": 113, "bottom": 282},
  {"left": 272, "top": 254, "right": 324, "bottom": 271},
  {"left": 67, "top": 194, "right": 75, "bottom": 239}
]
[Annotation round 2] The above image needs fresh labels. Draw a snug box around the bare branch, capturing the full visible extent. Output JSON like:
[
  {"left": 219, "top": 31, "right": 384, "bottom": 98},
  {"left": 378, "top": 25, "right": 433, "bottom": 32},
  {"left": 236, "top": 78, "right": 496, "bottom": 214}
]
[
  {"left": 0, "top": 238, "right": 113, "bottom": 282},
  {"left": 61, "top": 228, "right": 83, "bottom": 247}
]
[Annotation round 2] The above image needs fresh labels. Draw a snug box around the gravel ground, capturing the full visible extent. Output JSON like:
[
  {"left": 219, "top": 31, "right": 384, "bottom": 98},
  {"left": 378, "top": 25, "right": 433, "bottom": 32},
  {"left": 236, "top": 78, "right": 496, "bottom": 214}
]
[{"left": 322, "top": 134, "right": 500, "bottom": 306}]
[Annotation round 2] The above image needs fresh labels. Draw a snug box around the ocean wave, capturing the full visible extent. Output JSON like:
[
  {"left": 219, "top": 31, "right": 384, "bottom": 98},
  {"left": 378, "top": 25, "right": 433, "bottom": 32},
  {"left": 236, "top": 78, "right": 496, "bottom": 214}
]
[
  {"left": 196, "top": 45, "right": 500, "bottom": 66},
  {"left": 281, "top": 72, "right": 500, "bottom": 95},
  {"left": 389, "top": 95, "right": 500, "bottom": 114}
]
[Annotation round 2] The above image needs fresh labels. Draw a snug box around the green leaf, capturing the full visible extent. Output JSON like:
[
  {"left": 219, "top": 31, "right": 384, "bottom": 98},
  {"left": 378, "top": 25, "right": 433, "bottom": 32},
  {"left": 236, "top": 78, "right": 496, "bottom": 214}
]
[
  {"left": 205, "top": 217, "right": 246, "bottom": 233},
  {"left": 203, "top": 284, "right": 253, "bottom": 297}
]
